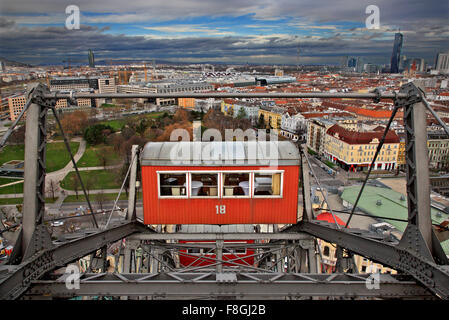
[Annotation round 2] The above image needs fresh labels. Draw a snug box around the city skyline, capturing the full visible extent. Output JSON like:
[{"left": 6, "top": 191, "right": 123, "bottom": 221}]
[{"left": 0, "top": 0, "right": 448, "bottom": 66}]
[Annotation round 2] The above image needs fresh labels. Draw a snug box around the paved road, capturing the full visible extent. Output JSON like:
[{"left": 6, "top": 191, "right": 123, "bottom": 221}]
[{"left": 308, "top": 156, "right": 344, "bottom": 187}]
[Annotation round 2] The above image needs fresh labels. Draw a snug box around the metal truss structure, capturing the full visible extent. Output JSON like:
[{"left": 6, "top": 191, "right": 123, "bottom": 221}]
[{"left": 1, "top": 83, "right": 449, "bottom": 300}]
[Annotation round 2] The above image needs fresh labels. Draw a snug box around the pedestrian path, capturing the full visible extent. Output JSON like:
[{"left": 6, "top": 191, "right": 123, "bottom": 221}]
[
  {"left": 0, "top": 180, "right": 24, "bottom": 188},
  {"left": 0, "top": 138, "right": 128, "bottom": 204},
  {"left": 46, "top": 137, "right": 86, "bottom": 188}
]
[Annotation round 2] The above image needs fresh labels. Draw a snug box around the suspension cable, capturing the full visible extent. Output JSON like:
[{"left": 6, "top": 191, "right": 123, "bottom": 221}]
[
  {"left": 103, "top": 149, "right": 139, "bottom": 229},
  {"left": 344, "top": 104, "right": 400, "bottom": 228},
  {"left": 50, "top": 107, "right": 99, "bottom": 228},
  {"left": 301, "top": 147, "right": 342, "bottom": 230}
]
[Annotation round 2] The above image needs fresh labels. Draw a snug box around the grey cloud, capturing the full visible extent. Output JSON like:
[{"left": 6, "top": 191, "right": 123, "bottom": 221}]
[
  {"left": 0, "top": 17, "right": 15, "bottom": 28},
  {"left": 0, "top": 0, "right": 447, "bottom": 66}
]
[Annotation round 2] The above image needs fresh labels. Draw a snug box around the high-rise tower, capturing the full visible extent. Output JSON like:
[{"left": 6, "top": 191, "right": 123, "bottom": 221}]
[
  {"left": 390, "top": 33, "right": 403, "bottom": 73},
  {"left": 88, "top": 49, "right": 95, "bottom": 68}
]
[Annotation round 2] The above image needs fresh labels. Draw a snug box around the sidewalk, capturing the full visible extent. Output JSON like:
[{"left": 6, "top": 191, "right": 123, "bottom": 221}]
[
  {"left": 0, "top": 180, "right": 24, "bottom": 189},
  {"left": 77, "top": 165, "right": 121, "bottom": 171},
  {"left": 46, "top": 137, "right": 86, "bottom": 189},
  {"left": 0, "top": 138, "right": 129, "bottom": 208}
]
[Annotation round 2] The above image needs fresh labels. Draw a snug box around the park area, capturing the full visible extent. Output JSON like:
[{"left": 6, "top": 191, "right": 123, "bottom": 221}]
[
  {"left": 0, "top": 142, "right": 80, "bottom": 173},
  {"left": 60, "top": 169, "right": 122, "bottom": 191}
]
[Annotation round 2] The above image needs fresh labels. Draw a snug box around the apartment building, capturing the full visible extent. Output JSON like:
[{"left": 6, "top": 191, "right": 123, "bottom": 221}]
[
  {"left": 178, "top": 98, "right": 195, "bottom": 110},
  {"left": 396, "top": 133, "right": 406, "bottom": 169},
  {"left": 8, "top": 95, "right": 27, "bottom": 121},
  {"left": 221, "top": 99, "right": 260, "bottom": 124},
  {"left": 306, "top": 118, "right": 336, "bottom": 156},
  {"left": 0, "top": 96, "right": 10, "bottom": 120},
  {"left": 428, "top": 132, "right": 449, "bottom": 170},
  {"left": 258, "top": 105, "right": 284, "bottom": 129},
  {"left": 116, "top": 84, "right": 159, "bottom": 105},
  {"left": 324, "top": 124, "right": 400, "bottom": 171},
  {"left": 98, "top": 77, "right": 117, "bottom": 94},
  {"left": 280, "top": 112, "right": 306, "bottom": 142}
]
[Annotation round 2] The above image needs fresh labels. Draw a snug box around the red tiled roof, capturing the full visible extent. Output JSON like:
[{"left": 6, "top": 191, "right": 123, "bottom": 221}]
[
  {"left": 326, "top": 124, "right": 399, "bottom": 144},
  {"left": 316, "top": 212, "right": 345, "bottom": 226},
  {"left": 275, "top": 99, "right": 288, "bottom": 105}
]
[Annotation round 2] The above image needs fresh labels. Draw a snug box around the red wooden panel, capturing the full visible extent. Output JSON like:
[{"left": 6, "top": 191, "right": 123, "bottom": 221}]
[
  {"left": 141, "top": 165, "right": 299, "bottom": 225},
  {"left": 178, "top": 240, "right": 255, "bottom": 267}
]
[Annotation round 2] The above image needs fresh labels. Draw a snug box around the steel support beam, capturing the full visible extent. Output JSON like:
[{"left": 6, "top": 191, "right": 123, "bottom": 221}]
[
  {"left": 22, "top": 101, "right": 47, "bottom": 259},
  {"left": 299, "top": 145, "right": 313, "bottom": 221},
  {"left": 400, "top": 83, "right": 433, "bottom": 257},
  {"left": 27, "top": 272, "right": 433, "bottom": 299},
  {"left": 0, "top": 221, "right": 147, "bottom": 300},
  {"left": 291, "top": 220, "right": 449, "bottom": 299},
  {"left": 43, "top": 92, "right": 408, "bottom": 100},
  {"left": 129, "top": 232, "right": 312, "bottom": 241},
  {"left": 216, "top": 240, "right": 224, "bottom": 273},
  {"left": 127, "top": 145, "right": 139, "bottom": 221}
]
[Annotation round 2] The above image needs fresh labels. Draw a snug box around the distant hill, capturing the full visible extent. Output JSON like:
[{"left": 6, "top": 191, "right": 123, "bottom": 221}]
[{"left": 0, "top": 57, "right": 33, "bottom": 68}]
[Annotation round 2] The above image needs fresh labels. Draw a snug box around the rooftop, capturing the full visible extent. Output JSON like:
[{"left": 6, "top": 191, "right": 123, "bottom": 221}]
[
  {"left": 141, "top": 141, "right": 300, "bottom": 166},
  {"left": 341, "top": 185, "right": 449, "bottom": 254},
  {"left": 327, "top": 124, "right": 399, "bottom": 144}
]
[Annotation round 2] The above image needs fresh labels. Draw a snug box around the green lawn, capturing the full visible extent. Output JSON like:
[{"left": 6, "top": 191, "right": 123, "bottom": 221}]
[
  {"left": 77, "top": 144, "right": 121, "bottom": 167},
  {"left": 64, "top": 192, "right": 129, "bottom": 203},
  {"left": 60, "top": 169, "right": 122, "bottom": 190},
  {"left": 0, "top": 197, "right": 56, "bottom": 205},
  {"left": 0, "top": 198, "right": 23, "bottom": 205},
  {"left": 100, "top": 103, "right": 117, "bottom": 108},
  {"left": 144, "top": 112, "right": 165, "bottom": 119},
  {"left": 0, "top": 142, "right": 80, "bottom": 173},
  {"left": 99, "top": 119, "right": 125, "bottom": 131},
  {"left": 0, "top": 178, "right": 23, "bottom": 195},
  {"left": 64, "top": 191, "right": 142, "bottom": 203}
]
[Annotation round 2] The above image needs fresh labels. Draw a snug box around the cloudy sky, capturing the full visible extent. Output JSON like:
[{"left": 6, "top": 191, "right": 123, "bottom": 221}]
[{"left": 0, "top": 0, "right": 447, "bottom": 66}]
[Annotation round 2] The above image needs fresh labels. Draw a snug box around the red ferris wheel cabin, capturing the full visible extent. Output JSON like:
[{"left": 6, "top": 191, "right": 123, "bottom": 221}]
[{"left": 141, "top": 141, "right": 300, "bottom": 225}]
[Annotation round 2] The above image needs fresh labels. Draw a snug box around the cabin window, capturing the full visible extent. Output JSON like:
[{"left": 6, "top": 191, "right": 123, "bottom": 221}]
[
  {"left": 323, "top": 246, "right": 330, "bottom": 257},
  {"left": 201, "top": 247, "right": 214, "bottom": 254},
  {"left": 190, "top": 173, "right": 219, "bottom": 197},
  {"left": 253, "top": 172, "right": 282, "bottom": 197},
  {"left": 223, "top": 247, "right": 247, "bottom": 255},
  {"left": 223, "top": 242, "right": 247, "bottom": 255},
  {"left": 222, "top": 173, "right": 250, "bottom": 197},
  {"left": 158, "top": 173, "right": 187, "bottom": 197},
  {"left": 186, "top": 248, "right": 200, "bottom": 254}
]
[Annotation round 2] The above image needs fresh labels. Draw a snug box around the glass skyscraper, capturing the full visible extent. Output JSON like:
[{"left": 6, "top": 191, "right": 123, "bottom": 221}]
[
  {"left": 390, "top": 33, "right": 403, "bottom": 73},
  {"left": 88, "top": 49, "right": 95, "bottom": 68}
]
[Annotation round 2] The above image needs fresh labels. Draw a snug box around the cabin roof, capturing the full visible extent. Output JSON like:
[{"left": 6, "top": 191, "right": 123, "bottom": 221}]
[{"left": 141, "top": 141, "right": 300, "bottom": 166}]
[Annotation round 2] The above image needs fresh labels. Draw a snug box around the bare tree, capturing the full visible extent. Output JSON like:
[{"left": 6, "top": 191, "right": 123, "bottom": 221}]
[
  {"left": 96, "top": 146, "right": 109, "bottom": 169},
  {"left": 85, "top": 175, "right": 97, "bottom": 196},
  {"left": 46, "top": 179, "right": 59, "bottom": 201},
  {"left": 96, "top": 190, "right": 107, "bottom": 211},
  {"left": 70, "top": 175, "right": 80, "bottom": 199}
]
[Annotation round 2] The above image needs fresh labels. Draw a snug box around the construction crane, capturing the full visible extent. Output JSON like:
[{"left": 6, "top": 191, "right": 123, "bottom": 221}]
[
  {"left": 143, "top": 59, "right": 156, "bottom": 83},
  {"left": 107, "top": 59, "right": 114, "bottom": 78},
  {"left": 144, "top": 63, "right": 148, "bottom": 82},
  {"left": 62, "top": 58, "right": 72, "bottom": 73},
  {"left": 62, "top": 57, "right": 84, "bottom": 74},
  {"left": 118, "top": 69, "right": 130, "bottom": 85}
]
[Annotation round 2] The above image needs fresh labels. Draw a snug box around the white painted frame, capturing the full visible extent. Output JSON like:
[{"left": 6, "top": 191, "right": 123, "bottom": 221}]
[
  {"left": 157, "top": 171, "right": 189, "bottom": 199},
  {"left": 156, "top": 169, "right": 284, "bottom": 199}
]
